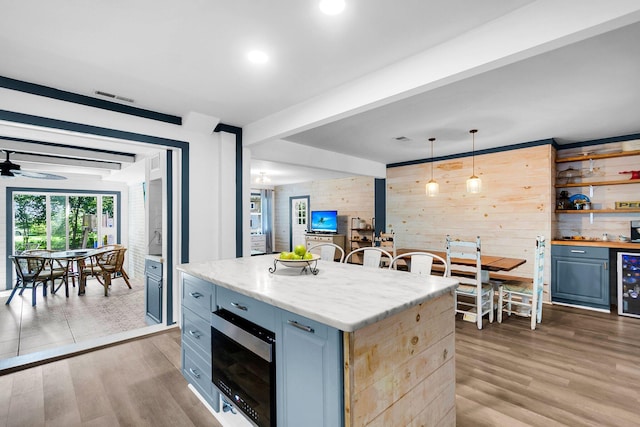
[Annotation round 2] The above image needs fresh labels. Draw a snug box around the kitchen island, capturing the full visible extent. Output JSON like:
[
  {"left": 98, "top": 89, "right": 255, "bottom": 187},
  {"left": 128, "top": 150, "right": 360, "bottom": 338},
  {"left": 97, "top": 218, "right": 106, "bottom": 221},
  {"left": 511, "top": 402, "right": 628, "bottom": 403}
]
[{"left": 178, "top": 256, "right": 458, "bottom": 427}]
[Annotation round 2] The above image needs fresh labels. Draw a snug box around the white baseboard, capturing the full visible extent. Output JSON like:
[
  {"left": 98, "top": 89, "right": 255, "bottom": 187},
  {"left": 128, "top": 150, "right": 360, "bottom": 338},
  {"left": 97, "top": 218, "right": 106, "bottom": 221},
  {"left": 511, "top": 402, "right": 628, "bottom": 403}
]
[{"left": 551, "top": 301, "right": 611, "bottom": 313}]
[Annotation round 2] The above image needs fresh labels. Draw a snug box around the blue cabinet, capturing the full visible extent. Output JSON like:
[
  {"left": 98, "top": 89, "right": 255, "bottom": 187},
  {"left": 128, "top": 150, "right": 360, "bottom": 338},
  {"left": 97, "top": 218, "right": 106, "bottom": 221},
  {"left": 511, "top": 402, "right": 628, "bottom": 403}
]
[
  {"left": 551, "top": 245, "right": 609, "bottom": 310},
  {"left": 180, "top": 273, "right": 343, "bottom": 425},
  {"left": 181, "top": 274, "right": 218, "bottom": 411},
  {"left": 275, "top": 310, "right": 343, "bottom": 427},
  {"left": 144, "top": 258, "right": 162, "bottom": 324}
]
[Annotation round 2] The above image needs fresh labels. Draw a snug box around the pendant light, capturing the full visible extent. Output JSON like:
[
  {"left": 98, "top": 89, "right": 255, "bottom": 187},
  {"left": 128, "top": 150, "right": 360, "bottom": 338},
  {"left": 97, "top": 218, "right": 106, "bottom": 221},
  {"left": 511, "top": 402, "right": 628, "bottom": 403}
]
[
  {"left": 466, "top": 129, "right": 482, "bottom": 193},
  {"left": 426, "top": 137, "right": 439, "bottom": 197}
]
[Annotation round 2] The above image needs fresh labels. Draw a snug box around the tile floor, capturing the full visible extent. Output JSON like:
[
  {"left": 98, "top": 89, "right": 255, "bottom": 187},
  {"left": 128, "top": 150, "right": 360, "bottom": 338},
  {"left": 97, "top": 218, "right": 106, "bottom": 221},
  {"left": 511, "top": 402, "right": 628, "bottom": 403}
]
[{"left": 0, "top": 275, "right": 147, "bottom": 359}]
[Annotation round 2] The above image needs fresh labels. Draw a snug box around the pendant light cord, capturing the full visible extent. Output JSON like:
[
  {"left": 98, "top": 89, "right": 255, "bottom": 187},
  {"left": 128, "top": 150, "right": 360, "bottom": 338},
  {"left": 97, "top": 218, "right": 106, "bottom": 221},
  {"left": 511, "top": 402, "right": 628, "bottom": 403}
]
[
  {"left": 470, "top": 129, "right": 478, "bottom": 176},
  {"left": 429, "top": 137, "right": 436, "bottom": 180}
]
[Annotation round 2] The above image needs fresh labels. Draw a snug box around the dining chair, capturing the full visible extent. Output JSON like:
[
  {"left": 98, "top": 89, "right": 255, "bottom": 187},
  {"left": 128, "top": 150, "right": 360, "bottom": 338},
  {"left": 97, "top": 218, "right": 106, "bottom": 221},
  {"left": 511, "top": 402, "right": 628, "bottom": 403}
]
[
  {"left": 497, "top": 236, "right": 546, "bottom": 330},
  {"left": 344, "top": 247, "right": 392, "bottom": 268},
  {"left": 23, "top": 249, "right": 69, "bottom": 296},
  {"left": 6, "top": 255, "right": 48, "bottom": 306},
  {"left": 307, "top": 243, "right": 345, "bottom": 263},
  {"left": 389, "top": 251, "right": 448, "bottom": 276},
  {"left": 78, "top": 253, "right": 100, "bottom": 292},
  {"left": 49, "top": 258, "right": 72, "bottom": 298},
  {"left": 446, "top": 235, "right": 493, "bottom": 329},
  {"left": 94, "top": 248, "right": 132, "bottom": 296}
]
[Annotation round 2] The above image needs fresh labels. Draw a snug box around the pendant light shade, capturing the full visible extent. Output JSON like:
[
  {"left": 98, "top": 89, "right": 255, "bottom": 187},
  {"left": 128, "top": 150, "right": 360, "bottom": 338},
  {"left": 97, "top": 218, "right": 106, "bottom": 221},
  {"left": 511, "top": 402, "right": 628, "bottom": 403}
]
[
  {"left": 425, "top": 137, "right": 439, "bottom": 197},
  {"left": 466, "top": 129, "right": 482, "bottom": 193}
]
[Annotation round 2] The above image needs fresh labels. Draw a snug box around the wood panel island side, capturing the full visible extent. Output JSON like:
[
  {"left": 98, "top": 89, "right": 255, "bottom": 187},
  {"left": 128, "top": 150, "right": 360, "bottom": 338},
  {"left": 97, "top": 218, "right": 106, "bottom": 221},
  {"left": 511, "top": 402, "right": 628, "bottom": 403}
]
[{"left": 177, "top": 256, "right": 459, "bottom": 427}]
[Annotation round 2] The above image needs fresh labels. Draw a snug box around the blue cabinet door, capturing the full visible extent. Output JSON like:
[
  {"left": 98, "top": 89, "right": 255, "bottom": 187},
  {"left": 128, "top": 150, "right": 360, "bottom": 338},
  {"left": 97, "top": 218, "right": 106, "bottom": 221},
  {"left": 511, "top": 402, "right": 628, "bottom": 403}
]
[
  {"left": 276, "top": 310, "right": 343, "bottom": 427},
  {"left": 551, "top": 246, "right": 609, "bottom": 309},
  {"left": 145, "top": 274, "right": 162, "bottom": 323}
]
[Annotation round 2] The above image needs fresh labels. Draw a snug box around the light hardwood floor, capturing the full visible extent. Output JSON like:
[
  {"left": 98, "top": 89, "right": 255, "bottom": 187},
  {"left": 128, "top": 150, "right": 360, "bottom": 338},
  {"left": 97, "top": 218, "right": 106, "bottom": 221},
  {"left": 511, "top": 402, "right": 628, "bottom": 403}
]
[
  {"left": 456, "top": 304, "right": 640, "bottom": 427},
  {"left": 2, "top": 304, "right": 640, "bottom": 426},
  {"left": 0, "top": 328, "right": 220, "bottom": 427}
]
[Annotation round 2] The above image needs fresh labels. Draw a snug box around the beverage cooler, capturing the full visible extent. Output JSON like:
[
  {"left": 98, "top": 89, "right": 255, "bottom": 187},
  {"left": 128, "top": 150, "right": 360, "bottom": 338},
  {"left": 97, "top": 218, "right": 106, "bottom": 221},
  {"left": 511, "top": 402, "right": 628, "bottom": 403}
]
[{"left": 618, "top": 252, "right": 640, "bottom": 318}]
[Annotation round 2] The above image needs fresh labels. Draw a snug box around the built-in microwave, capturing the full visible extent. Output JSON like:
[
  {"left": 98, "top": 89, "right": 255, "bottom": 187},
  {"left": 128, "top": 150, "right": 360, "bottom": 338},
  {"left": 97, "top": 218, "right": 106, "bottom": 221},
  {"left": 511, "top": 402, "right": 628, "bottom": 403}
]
[{"left": 211, "top": 309, "right": 276, "bottom": 427}]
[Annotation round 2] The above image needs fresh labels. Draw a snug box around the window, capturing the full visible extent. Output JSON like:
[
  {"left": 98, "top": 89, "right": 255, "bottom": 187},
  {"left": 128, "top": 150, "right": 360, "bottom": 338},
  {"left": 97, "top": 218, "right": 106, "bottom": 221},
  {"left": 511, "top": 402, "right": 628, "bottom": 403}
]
[{"left": 13, "top": 191, "right": 119, "bottom": 252}]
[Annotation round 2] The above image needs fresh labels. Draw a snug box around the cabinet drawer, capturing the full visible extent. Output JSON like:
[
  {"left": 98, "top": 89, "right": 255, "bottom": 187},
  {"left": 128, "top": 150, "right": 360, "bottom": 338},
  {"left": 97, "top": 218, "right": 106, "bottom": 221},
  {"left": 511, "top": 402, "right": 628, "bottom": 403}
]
[
  {"left": 182, "top": 274, "right": 215, "bottom": 317},
  {"left": 182, "top": 306, "right": 212, "bottom": 355},
  {"left": 552, "top": 245, "right": 608, "bottom": 259},
  {"left": 182, "top": 341, "right": 213, "bottom": 402},
  {"left": 280, "top": 310, "right": 332, "bottom": 340},
  {"left": 216, "top": 287, "right": 275, "bottom": 331},
  {"left": 145, "top": 258, "right": 163, "bottom": 278},
  {"left": 306, "top": 235, "right": 330, "bottom": 243}
]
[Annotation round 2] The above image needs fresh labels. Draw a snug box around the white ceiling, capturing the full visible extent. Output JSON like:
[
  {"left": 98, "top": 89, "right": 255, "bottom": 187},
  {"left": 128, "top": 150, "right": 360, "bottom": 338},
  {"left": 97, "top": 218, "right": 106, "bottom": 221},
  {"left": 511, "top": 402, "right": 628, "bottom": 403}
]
[{"left": 1, "top": 1, "right": 639, "bottom": 185}]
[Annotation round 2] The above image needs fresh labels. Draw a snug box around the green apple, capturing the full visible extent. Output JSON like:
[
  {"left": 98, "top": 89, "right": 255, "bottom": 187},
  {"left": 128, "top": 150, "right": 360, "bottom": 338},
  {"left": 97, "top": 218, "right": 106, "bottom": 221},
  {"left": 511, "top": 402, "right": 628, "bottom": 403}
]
[
  {"left": 280, "top": 251, "right": 294, "bottom": 260},
  {"left": 303, "top": 252, "right": 314, "bottom": 260},
  {"left": 294, "top": 244, "right": 307, "bottom": 257},
  {"left": 292, "top": 253, "right": 303, "bottom": 260}
]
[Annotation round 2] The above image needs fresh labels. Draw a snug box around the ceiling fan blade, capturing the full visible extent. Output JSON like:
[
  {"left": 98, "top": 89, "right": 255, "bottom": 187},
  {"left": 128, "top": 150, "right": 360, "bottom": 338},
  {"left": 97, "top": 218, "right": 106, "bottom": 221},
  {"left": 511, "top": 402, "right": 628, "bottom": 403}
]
[{"left": 13, "top": 170, "right": 67, "bottom": 180}]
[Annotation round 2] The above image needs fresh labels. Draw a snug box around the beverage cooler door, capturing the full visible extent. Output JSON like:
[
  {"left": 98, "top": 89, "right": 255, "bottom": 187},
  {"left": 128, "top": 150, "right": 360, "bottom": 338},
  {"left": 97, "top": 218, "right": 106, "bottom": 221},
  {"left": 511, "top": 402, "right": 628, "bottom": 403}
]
[{"left": 618, "top": 252, "right": 640, "bottom": 318}]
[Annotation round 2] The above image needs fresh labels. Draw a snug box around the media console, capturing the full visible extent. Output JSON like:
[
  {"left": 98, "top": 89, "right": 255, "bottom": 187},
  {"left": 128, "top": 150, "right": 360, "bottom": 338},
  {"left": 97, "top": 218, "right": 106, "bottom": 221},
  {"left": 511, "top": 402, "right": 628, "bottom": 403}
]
[{"left": 304, "top": 233, "right": 346, "bottom": 259}]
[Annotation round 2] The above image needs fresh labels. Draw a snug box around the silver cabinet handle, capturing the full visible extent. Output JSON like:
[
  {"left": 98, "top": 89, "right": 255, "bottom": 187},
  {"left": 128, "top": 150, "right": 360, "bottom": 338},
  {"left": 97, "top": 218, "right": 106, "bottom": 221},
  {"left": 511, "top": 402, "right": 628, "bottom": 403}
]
[
  {"left": 189, "top": 291, "right": 202, "bottom": 299},
  {"left": 188, "top": 330, "right": 201, "bottom": 339},
  {"left": 231, "top": 302, "right": 248, "bottom": 311},
  {"left": 570, "top": 250, "right": 586, "bottom": 253},
  {"left": 189, "top": 368, "right": 200, "bottom": 378},
  {"left": 287, "top": 320, "right": 314, "bottom": 333}
]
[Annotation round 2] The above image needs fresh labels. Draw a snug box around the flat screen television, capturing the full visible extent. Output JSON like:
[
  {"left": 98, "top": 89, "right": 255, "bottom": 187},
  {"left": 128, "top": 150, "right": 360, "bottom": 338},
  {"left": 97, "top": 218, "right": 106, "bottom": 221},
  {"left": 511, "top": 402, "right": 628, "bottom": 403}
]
[{"left": 310, "top": 210, "right": 338, "bottom": 233}]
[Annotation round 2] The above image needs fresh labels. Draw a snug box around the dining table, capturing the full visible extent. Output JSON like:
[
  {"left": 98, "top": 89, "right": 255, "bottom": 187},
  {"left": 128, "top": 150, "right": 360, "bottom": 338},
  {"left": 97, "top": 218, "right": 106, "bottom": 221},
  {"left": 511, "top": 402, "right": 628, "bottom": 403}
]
[
  {"left": 20, "top": 248, "right": 112, "bottom": 295},
  {"left": 396, "top": 247, "right": 527, "bottom": 278}
]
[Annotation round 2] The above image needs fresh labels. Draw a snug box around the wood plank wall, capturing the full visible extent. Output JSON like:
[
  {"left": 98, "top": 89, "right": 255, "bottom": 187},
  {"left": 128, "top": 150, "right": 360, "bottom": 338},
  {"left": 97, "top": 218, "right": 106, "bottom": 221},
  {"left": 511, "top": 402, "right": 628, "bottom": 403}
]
[
  {"left": 273, "top": 176, "right": 375, "bottom": 253},
  {"left": 271, "top": 142, "right": 638, "bottom": 302},
  {"left": 386, "top": 145, "right": 554, "bottom": 298}
]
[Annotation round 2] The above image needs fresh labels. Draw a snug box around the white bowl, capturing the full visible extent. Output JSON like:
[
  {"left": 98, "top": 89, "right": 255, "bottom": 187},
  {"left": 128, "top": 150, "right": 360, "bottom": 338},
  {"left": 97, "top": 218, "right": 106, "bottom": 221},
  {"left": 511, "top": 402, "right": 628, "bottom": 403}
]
[{"left": 276, "top": 254, "right": 321, "bottom": 267}]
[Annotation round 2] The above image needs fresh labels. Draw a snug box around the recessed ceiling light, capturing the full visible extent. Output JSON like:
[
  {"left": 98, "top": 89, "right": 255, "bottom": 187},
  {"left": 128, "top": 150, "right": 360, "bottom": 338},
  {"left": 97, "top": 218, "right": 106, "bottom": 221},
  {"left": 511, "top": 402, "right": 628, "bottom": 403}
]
[
  {"left": 319, "top": 0, "right": 345, "bottom": 15},
  {"left": 247, "top": 50, "right": 269, "bottom": 64}
]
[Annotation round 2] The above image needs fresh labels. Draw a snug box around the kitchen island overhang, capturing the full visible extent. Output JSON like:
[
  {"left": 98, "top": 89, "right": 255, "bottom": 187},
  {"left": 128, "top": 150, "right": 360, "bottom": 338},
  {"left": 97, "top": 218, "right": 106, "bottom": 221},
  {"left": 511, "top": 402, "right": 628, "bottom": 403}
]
[{"left": 178, "top": 256, "right": 459, "bottom": 426}]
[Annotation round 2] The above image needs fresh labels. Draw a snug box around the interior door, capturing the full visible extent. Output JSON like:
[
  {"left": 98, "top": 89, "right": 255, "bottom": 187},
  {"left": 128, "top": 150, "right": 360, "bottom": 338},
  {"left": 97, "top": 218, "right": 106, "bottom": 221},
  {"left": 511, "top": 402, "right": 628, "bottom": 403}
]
[{"left": 289, "top": 196, "right": 309, "bottom": 251}]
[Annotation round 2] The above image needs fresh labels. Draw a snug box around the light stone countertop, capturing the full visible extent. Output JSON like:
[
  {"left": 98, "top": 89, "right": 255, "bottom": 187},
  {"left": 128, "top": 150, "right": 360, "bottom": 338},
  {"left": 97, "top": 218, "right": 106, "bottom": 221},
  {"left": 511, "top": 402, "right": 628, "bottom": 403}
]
[{"left": 177, "top": 255, "right": 458, "bottom": 332}]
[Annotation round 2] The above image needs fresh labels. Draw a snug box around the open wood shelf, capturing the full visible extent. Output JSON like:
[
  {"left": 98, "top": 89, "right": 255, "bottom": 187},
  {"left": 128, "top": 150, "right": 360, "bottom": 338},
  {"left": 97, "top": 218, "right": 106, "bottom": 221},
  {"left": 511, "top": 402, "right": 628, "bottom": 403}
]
[
  {"left": 555, "top": 209, "right": 640, "bottom": 214},
  {"left": 556, "top": 149, "right": 640, "bottom": 163},
  {"left": 555, "top": 179, "right": 640, "bottom": 188}
]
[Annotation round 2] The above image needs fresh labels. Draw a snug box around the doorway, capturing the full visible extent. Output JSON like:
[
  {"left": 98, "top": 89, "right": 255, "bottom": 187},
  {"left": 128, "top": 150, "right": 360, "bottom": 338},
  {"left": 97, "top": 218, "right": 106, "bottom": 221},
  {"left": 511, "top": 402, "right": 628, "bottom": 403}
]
[{"left": 289, "top": 195, "right": 309, "bottom": 251}]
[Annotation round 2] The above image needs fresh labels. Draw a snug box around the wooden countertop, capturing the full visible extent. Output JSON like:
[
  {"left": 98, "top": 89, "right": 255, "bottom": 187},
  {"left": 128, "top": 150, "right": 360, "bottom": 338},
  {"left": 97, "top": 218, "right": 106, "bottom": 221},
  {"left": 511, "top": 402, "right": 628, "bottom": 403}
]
[{"left": 551, "top": 240, "right": 640, "bottom": 250}]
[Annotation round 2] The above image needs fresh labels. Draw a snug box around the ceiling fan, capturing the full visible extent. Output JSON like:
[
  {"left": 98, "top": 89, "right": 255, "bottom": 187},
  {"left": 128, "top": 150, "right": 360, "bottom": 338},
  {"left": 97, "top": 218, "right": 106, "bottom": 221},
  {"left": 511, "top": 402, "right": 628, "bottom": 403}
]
[{"left": 1, "top": 150, "right": 67, "bottom": 180}]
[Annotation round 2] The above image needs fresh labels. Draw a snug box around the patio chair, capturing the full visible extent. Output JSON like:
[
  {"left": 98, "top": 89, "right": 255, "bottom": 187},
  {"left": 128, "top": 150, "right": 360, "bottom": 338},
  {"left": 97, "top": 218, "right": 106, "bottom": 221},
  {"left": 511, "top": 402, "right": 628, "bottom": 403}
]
[
  {"left": 23, "top": 249, "right": 69, "bottom": 296},
  {"left": 6, "top": 255, "right": 49, "bottom": 306},
  {"left": 94, "top": 248, "right": 132, "bottom": 296}
]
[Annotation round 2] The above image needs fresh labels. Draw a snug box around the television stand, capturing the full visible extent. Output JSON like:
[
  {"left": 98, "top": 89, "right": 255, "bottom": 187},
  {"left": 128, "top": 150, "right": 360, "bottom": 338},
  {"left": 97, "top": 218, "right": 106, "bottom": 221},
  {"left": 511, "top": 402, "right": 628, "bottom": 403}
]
[{"left": 305, "top": 233, "right": 346, "bottom": 257}]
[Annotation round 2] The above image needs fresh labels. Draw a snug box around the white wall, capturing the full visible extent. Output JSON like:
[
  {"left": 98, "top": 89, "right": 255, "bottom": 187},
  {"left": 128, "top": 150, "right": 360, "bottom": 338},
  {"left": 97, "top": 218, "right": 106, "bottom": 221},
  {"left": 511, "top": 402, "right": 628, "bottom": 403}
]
[
  {"left": 0, "top": 88, "right": 236, "bottom": 296},
  {"left": 128, "top": 180, "right": 145, "bottom": 279}
]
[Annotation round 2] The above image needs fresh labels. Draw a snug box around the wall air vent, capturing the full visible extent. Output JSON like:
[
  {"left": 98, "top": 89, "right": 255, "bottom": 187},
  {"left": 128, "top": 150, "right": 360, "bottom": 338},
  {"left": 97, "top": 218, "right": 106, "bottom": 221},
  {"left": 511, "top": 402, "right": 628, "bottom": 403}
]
[{"left": 94, "top": 90, "right": 134, "bottom": 103}]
